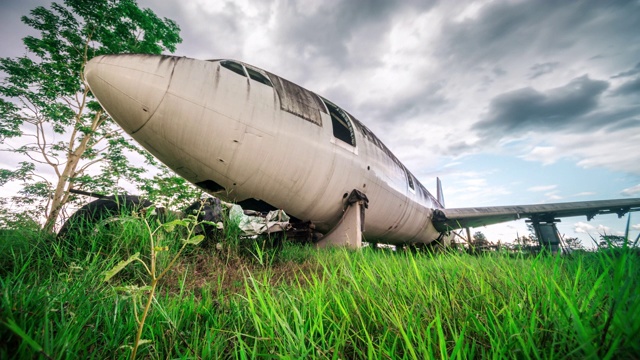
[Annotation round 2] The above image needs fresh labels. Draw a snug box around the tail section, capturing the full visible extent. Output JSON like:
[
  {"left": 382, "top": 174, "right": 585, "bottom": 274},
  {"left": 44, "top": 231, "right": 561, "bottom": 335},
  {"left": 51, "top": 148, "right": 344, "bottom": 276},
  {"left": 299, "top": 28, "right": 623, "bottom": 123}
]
[{"left": 436, "top": 177, "right": 445, "bottom": 208}]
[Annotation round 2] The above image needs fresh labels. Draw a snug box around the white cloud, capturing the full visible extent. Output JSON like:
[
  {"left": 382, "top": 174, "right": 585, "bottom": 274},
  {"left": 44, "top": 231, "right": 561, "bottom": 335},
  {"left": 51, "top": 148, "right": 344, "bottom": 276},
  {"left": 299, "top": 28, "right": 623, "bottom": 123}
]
[
  {"left": 521, "top": 146, "right": 559, "bottom": 165},
  {"left": 571, "top": 130, "right": 640, "bottom": 174},
  {"left": 596, "top": 224, "right": 613, "bottom": 234},
  {"left": 527, "top": 185, "right": 557, "bottom": 192},
  {"left": 544, "top": 193, "right": 563, "bottom": 201},
  {"left": 515, "top": 128, "right": 640, "bottom": 175},
  {"left": 574, "top": 221, "right": 595, "bottom": 234},
  {"left": 438, "top": 169, "right": 513, "bottom": 207},
  {"left": 573, "top": 222, "right": 613, "bottom": 235},
  {"left": 573, "top": 192, "right": 596, "bottom": 197},
  {"left": 621, "top": 184, "right": 640, "bottom": 197}
]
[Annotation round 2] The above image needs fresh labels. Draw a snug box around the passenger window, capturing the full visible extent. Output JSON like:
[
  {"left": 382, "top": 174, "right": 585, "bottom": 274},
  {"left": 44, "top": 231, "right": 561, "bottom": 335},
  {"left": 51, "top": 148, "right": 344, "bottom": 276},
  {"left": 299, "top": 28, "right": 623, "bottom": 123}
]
[
  {"left": 220, "top": 60, "right": 246, "bottom": 77},
  {"left": 322, "top": 99, "right": 355, "bottom": 146},
  {"left": 246, "top": 67, "right": 272, "bottom": 87}
]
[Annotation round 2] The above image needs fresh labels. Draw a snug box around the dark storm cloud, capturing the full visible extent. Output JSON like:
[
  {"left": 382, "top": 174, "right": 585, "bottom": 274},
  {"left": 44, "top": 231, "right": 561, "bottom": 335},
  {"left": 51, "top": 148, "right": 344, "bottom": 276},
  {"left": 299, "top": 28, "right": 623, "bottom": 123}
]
[
  {"left": 361, "top": 82, "right": 449, "bottom": 124},
  {"left": 0, "top": 0, "right": 50, "bottom": 58},
  {"left": 473, "top": 75, "right": 609, "bottom": 134},
  {"left": 528, "top": 62, "right": 559, "bottom": 79},
  {"left": 136, "top": 0, "right": 249, "bottom": 58},
  {"left": 602, "top": 118, "right": 640, "bottom": 132},
  {"left": 612, "top": 62, "right": 640, "bottom": 78},
  {"left": 4, "top": 0, "right": 197, "bottom": 59},
  {"left": 493, "top": 67, "right": 507, "bottom": 77},
  {"left": 581, "top": 106, "right": 640, "bottom": 132},
  {"left": 612, "top": 77, "right": 640, "bottom": 97},
  {"left": 433, "top": 0, "right": 640, "bottom": 159},
  {"left": 436, "top": 0, "right": 640, "bottom": 70},
  {"left": 273, "top": 0, "right": 435, "bottom": 70},
  {"left": 440, "top": 140, "right": 476, "bottom": 156},
  {"left": 1, "top": 0, "right": 43, "bottom": 14}
]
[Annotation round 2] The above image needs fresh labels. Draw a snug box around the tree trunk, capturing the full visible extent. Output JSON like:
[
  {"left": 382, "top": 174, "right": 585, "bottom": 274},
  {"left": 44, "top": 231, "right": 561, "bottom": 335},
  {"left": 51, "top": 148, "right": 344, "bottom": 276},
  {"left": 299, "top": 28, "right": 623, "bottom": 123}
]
[
  {"left": 42, "top": 111, "right": 103, "bottom": 233},
  {"left": 42, "top": 154, "right": 81, "bottom": 232}
]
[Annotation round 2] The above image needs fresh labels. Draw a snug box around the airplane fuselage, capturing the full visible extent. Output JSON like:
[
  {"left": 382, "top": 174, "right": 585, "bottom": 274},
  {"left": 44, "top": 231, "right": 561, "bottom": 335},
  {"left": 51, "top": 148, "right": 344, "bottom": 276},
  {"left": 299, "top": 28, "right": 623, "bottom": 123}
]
[{"left": 85, "top": 55, "right": 445, "bottom": 245}]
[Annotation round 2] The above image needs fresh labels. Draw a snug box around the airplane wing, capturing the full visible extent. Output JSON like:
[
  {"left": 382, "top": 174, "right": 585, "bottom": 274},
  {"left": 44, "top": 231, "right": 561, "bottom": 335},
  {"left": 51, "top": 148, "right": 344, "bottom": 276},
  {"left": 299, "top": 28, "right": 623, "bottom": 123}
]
[{"left": 432, "top": 198, "right": 640, "bottom": 231}]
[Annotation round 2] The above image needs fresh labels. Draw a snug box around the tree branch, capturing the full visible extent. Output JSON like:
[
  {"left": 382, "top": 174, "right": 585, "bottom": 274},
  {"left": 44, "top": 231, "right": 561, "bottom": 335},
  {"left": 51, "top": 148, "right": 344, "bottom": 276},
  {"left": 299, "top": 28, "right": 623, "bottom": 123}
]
[
  {"left": 35, "top": 119, "right": 61, "bottom": 176},
  {"left": 75, "top": 157, "right": 105, "bottom": 174}
]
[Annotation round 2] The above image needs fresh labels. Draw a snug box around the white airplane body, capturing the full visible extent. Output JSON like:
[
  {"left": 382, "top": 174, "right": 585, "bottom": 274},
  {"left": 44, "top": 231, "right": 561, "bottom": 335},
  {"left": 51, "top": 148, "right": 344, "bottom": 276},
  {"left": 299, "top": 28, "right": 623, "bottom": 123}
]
[{"left": 84, "top": 54, "right": 640, "bottom": 248}]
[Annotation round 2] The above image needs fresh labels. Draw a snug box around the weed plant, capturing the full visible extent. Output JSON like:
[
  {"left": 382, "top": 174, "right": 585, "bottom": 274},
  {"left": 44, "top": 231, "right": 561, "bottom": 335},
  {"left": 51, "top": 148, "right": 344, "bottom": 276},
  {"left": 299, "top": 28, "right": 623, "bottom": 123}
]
[{"left": 1, "top": 216, "right": 639, "bottom": 359}]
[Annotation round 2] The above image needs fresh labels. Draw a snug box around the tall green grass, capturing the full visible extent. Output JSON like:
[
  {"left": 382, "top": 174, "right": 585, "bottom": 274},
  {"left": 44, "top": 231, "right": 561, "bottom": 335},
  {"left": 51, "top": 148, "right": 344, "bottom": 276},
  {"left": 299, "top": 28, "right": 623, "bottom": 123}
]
[
  {"left": 234, "top": 249, "right": 640, "bottom": 359},
  {"left": 1, "top": 217, "right": 638, "bottom": 359}
]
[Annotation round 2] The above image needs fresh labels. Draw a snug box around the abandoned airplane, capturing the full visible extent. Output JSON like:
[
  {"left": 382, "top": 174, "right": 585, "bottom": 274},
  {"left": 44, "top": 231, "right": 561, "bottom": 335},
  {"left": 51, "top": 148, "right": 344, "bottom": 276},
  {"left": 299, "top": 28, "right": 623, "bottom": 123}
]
[{"left": 82, "top": 54, "right": 640, "bottom": 250}]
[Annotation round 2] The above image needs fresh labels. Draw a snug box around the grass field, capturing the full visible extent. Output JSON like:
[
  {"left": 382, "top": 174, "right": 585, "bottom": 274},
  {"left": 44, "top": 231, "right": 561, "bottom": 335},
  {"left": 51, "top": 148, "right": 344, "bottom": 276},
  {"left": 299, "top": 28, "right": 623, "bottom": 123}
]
[{"left": 1, "top": 215, "right": 639, "bottom": 359}]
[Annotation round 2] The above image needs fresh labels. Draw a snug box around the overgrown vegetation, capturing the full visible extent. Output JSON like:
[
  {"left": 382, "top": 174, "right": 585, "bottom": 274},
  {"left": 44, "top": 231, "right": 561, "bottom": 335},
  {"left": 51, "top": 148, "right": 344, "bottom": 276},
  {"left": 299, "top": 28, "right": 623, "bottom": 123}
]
[
  {"left": 0, "top": 0, "right": 182, "bottom": 232},
  {"left": 1, "top": 213, "right": 638, "bottom": 359}
]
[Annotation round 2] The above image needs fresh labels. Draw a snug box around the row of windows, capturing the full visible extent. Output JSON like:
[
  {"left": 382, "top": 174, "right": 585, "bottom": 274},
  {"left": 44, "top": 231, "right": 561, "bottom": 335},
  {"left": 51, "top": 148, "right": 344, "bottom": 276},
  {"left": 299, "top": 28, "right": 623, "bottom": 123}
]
[
  {"left": 220, "top": 60, "right": 358, "bottom": 148},
  {"left": 220, "top": 60, "right": 273, "bottom": 87},
  {"left": 220, "top": 60, "right": 418, "bottom": 192},
  {"left": 322, "top": 97, "right": 417, "bottom": 192}
]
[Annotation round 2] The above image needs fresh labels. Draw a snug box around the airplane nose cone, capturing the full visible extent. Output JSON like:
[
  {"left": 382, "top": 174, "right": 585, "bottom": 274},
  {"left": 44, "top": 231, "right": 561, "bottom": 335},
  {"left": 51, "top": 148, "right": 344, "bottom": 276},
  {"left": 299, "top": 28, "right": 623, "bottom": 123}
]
[{"left": 84, "top": 54, "right": 176, "bottom": 134}]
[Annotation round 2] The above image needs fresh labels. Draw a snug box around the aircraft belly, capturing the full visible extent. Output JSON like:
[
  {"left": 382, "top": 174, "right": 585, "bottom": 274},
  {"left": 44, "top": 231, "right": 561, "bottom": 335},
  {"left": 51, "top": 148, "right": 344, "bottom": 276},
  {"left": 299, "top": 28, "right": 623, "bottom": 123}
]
[
  {"left": 227, "top": 127, "right": 271, "bottom": 196},
  {"left": 238, "top": 113, "right": 342, "bottom": 223},
  {"left": 133, "top": 121, "right": 235, "bottom": 191},
  {"left": 363, "top": 187, "right": 436, "bottom": 244}
]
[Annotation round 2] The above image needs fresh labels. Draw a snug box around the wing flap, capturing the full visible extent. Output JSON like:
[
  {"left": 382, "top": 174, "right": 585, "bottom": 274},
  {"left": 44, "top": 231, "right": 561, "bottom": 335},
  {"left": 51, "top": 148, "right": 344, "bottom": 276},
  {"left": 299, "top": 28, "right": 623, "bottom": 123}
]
[{"left": 433, "top": 198, "right": 640, "bottom": 231}]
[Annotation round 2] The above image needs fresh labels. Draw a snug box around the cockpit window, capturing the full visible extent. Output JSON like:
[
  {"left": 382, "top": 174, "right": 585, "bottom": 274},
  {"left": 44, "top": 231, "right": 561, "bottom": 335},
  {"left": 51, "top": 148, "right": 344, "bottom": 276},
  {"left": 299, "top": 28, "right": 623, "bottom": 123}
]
[
  {"left": 220, "top": 60, "right": 246, "bottom": 77},
  {"left": 322, "top": 98, "right": 356, "bottom": 146},
  {"left": 246, "top": 67, "right": 272, "bottom": 87},
  {"left": 407, "top": 173, "right": 415, "bottom": 191}
]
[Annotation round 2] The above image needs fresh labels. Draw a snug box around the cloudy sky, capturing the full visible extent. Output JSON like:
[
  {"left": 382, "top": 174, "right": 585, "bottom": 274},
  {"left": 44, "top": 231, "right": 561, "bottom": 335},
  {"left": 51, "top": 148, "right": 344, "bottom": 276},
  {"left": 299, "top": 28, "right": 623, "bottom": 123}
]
[{"left": 2, "top": 0, "right": 640, "bottom": 245}]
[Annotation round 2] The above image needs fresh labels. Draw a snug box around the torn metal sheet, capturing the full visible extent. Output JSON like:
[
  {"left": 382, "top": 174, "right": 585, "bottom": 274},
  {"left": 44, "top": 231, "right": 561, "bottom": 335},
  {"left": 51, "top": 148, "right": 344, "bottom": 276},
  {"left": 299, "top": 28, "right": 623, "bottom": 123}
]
[{"left": 229, "top": 204, "right": 291, "bottom": 236}]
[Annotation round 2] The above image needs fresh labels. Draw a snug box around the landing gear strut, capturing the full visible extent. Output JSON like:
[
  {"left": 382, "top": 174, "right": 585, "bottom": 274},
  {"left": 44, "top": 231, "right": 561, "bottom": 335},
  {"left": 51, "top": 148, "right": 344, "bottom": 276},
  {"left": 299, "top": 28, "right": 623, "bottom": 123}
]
[
  {"left": 528, "top": 217, "right": 562, "bottom": 254},
  {"left": 316, "top": 190, "right": 369, "bottom": 249}
]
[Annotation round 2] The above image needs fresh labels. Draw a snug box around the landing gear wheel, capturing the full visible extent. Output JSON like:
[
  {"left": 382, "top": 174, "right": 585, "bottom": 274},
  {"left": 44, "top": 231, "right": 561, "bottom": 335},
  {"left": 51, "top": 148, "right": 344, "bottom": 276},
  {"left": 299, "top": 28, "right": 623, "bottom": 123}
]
[{"left": 58, "top": 195, "right": 152, "bottom": 239}]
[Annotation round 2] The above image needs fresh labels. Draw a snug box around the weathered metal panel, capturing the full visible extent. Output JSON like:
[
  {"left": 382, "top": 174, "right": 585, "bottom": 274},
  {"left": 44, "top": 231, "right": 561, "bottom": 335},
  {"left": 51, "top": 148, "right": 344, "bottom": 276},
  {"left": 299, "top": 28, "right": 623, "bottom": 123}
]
[{"left": 265, "top": 73, "right": 325, "bottom": 126}]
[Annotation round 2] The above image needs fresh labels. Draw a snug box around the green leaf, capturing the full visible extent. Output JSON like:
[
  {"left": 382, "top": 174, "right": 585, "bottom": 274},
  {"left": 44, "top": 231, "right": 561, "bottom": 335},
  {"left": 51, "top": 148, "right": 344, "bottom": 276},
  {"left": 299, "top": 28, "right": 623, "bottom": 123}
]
[
  {"left": 162, "top": 219, "right": 187, "bottom": 233},
  {"left": 182, "top": 234, "right": 205, "bottom": 245},
  {"left": 104, "top": 252, "right": 140, "bottom": 282},
  {"left": 113, "top": 285, "right": 153, "bottom": 295},
  {"left": 201, "top": 220, "right": 224, "bottom": 229},
  {"left": 2, "top": 319, "right": 44, "bottom": 353}
]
